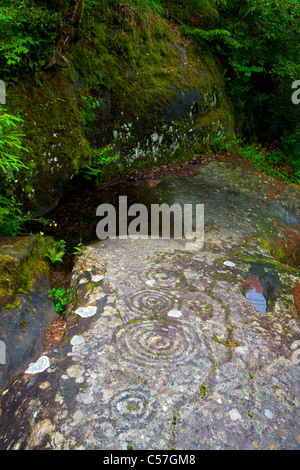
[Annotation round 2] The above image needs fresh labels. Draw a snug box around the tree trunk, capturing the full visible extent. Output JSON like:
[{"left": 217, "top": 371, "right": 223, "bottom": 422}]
[{"left": 71, "top": 0, "right": 85, "bottom": 26}]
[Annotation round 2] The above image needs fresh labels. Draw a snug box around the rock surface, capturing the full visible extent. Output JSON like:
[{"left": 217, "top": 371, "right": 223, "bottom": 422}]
[
  {"left": 0, "top": 236, "right": 57, "bottom": 389},
  {"left": 0, "top": 162, "right": 299, "bottom": 450}
]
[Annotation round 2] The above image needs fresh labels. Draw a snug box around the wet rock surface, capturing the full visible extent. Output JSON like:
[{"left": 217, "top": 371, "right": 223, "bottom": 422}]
[
  {"left": 0, "top": 274, "right": 57, "bottom": 390},
  {"left": 0, "top": 162, "right": 299, "bottom": 450},
  {"left": 0, "top": 236, "right": 57, "bottom": 390}
]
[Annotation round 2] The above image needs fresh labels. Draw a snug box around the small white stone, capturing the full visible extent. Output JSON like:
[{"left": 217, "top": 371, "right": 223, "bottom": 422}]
[
  {"left": 91, "top": 274, "right": 104, "bottom": 283},
  {"left": 264, "top": 409, "right": 273, "bottom": 420},
  {"left": 71, "top": 335, "right": 85, "bottom": 346},
  {"left": 167, "top": 309, "right": 182, "bottom": 318},
  {"left": 25, "top": 356, "right": 50, "bottom": 374},
  {"left": 229, "top": 408, "right": 242, "bottom": 421},
  {"left": 145, "top": 279, "right": 156, "bottom": 287},
  {"left": 75, "top": 306, "right": 97, "bottom": 318},
  {"left": 223, "top": 261, "right": 236, "bottom": 267}
]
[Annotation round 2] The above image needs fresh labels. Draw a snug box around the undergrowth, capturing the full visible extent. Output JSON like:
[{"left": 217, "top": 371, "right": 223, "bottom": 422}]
[{"left": 210, "top": 134, "right": 300, "bottom": 185}]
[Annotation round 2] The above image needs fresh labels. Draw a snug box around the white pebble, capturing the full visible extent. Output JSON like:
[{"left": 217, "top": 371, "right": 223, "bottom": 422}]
[
  {"left": 229, "top": 408, "right": 242, "bottom": 421},
  {"left": 71, "top": 335, "right": 85, "bottom": 346},
  {"left": 167, "top": 309, "right": 182, "bottom": 318},
  {"left": 25, "top": 356, "right": 50, "bottom": 374},
  {"left": 224, "top": 261, "right": 236, "bottom": 267},
  {"left": 264, "top": 409, "right": 273, "bottom": 419},
  {"left": 91, "top": 275, "right": 104, "bottom": 283},
  {"left": 75, "top": 306, "right": 98, "bottom": 318}
]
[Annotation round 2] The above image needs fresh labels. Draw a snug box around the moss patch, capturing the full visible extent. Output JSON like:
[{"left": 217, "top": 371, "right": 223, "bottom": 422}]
[
  {"left": 0, "top": 236, "right": 54, "bottom": 311},
  {"left": 7, "top": 71, "right": 91, "bottom": 214}
]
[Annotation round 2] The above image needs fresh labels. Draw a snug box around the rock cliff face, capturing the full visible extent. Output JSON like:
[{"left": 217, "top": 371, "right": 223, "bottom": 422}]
[{"left": 7, "top": 10, "right": 234, "bottom": 215}]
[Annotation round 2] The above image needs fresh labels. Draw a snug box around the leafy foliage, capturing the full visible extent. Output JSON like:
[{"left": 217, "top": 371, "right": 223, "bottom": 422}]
[
  {"left": 84, "top": 144, "right": 119, "bottom": 183},
  {"left": 0, "top": 0, "right": 60, "bottom": 81},
  {"left": 72, "top": 241, "right": 83, "bottom": 256},
  {"left": 48, "top": 286, "right": 70, "bottom": 314},
  {"left": 0, "top": 109, "right": 50, "bottom": 236},
  {"left": 182, "top": 0, "right": 300, "bottom": 177},
  {"left": 0, "top": 195, "right": 29, "bottom": 236},
  {"left": 0, "top": 194, "right": 49, "bottom": 236},
  {"left": 0, "top": 111, "right": 29, "bottom": 178},
  {"left": 45, "top": 239, "right": 66, "bottom": 263},
  {"left": 199, "top": 1, "right": 298, "bottom": 124},
  {"left": 210, "top": 134, "right": 300, "bottom": 185},
  {"left": 0, "top": 110, "right": 30, "bottom": 236}
]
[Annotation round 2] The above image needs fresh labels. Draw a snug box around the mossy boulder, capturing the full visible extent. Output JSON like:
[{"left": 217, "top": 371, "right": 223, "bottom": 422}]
[
  {"left": 0, "top": 235, "right": 58, "bottom": 389},
  {"left": 6, "top": 7, "right": 235, "bottom": 214},
  {"left": 72, "top": 15, "right": 235, "bottom": 174},
  {"left": 0, "top": 235, "right": 54, "bottom": 310}
]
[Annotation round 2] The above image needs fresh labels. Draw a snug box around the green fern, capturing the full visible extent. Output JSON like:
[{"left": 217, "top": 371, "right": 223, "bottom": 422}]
[
  {"left": 0, "top": 111, "right": 29, "bottom": 178},
  {"left": 45, "top": 240, "right": 66, "bottom": 264}
]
